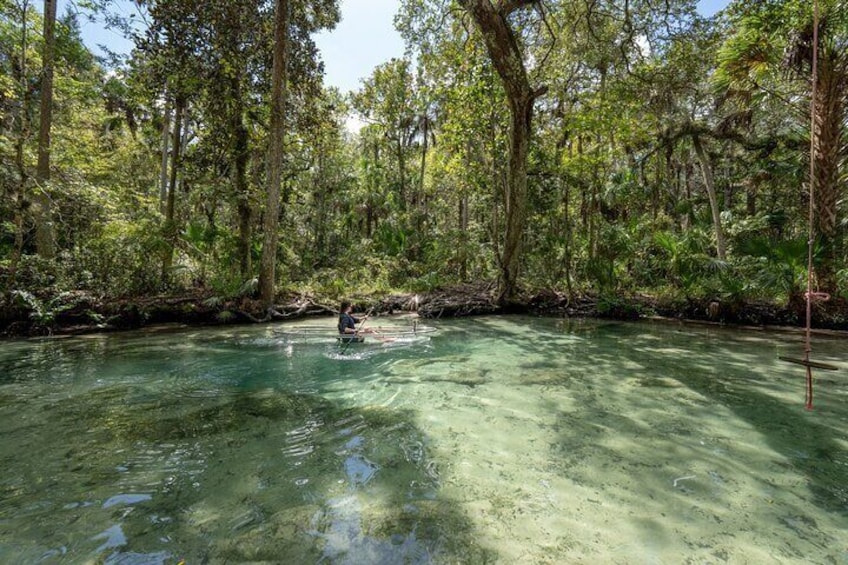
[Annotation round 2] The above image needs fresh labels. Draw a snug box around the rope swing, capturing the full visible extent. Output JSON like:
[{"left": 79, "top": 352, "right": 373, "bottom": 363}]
[{"left": 778, "top": 0, "right": 839, "bottom": 408}]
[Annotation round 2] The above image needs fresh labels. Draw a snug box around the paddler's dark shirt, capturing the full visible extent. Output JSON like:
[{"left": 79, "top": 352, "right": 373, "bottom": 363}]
[{"left": 338, "top": 313, "right": 359, "bottom": 334}]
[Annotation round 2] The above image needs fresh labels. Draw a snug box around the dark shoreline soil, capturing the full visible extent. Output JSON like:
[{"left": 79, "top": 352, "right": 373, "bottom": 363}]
[{"left": 2, "top": 284, "right": 847, "bottom": 338}]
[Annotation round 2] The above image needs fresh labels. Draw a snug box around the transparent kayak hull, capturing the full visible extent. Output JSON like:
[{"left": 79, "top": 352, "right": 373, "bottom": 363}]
[{"left": 274, "top": 324, "right": 438, "bottom": 341}]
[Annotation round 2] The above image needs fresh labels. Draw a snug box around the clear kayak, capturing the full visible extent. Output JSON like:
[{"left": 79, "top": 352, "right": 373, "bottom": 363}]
[{"left": 274, "top": 323, "right": 438, "bottom": 341}]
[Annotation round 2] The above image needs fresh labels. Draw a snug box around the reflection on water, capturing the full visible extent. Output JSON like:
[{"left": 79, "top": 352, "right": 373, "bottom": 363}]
[{"left": 0, "top": 316, "right": 846, "bottom": 563}]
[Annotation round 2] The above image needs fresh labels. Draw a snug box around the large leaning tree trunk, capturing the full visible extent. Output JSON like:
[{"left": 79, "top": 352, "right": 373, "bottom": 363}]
[
  {"left": 692, "top": 135, "right": 727, "bottom": 261},
  {"left": 258, "top": 0, "right": 289, "bottom": 307},
  {"left": 35, "top": 0, "right": 57, "bottom": 259},
  {"left": 459, "top": 0, "right": 546, "bottom": 304}
]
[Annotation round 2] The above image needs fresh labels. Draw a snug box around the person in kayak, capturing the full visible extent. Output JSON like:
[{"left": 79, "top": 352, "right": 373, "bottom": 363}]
[{"left": 338, "top": 301, "right": 374, "bottom": 338}]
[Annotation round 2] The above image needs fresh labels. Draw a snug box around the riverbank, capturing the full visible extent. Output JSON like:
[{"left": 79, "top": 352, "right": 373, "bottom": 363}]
[{"left": 2, "top": 284, "right": 847, "bottom": 337}]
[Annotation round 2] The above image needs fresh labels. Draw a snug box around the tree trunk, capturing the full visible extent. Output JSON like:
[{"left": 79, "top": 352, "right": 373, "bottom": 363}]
[
  {"left": 313, "top": 133, "right": 326, "bottom": 264},
  {"left": 235, "top": 144, "right": 252, "bottom": 279},
  {"left": 159, "top": 93, "right": 171, "bottom": 213},
  {"left": 34, "top": 0, "right": 57, "bottom": 259},
  {"left": 177, "top": 104, "right": 189, "bottom": 193},
  {"left": 746, "top": 181, "right": 757, "bottom": 216},
  {"left": 460, "top": 0, "right": 542, "bottom": 303},
  {"left": 489, "top": 90, "right": 501, "bottom": 264},
  {"left": 419, "top": 113, "right": 428, "bottom": 210},
  {"left": 563, "top": 178, "right": 574, "bottom": 298},
  {"left": 683, "top": 163, "right": 693, "bottom": 230},
  {"left": 501, "top": 92, "right": 533, "bottom": 299},
  {"left": 397, "top": 136, "right": 406, "bottom": 209},
  {"left": 366, "top": 139, "right": 378, "bottom": 238},
  {"left": 459, "top": 194, "right": 468, "bottom": 281},
  {"left": 231, "top": 78, "right": 252, "bottom": 279},
  {"left": 810, "top": 53, "right": 844, "bottom": 293},
  {"left": 692, "top": 135, "right": 727, "bottom": 261},
  {"left": 258, "top": 0, "right": 289, "bottom": 307},
  {"left": 8, "top": 0, "right": 31, "bottom": 289},
  {"left": 161, "top": 95, "right": 185, "bottom": 284}
]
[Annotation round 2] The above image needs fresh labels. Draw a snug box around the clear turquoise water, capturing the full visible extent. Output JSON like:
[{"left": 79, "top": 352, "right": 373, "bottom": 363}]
[{"left": 0, "top": 316, "right": 846, "bottom": 564}]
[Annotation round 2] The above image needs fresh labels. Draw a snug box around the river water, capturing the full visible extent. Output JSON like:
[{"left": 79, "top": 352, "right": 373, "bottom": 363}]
[{"left": 0, "top": 316, "right": 846, "bottom": 563}]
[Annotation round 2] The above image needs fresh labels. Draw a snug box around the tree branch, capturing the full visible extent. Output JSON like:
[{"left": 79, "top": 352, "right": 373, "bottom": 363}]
[
  {"left": 533, "top": 0, "right": 557, "bottom": 78},
  {"left": 638, "top": 121, "right": 797, "bottom": 166},
  {"left": 498, "top": 0, "right": 538, "bottom": 16}
]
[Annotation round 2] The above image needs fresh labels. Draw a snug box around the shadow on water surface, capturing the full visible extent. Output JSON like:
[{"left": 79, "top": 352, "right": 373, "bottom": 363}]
[
  {"left": 629, "top": 327, "right": 847, "bottom": 516},
  {"left": 525, "top": 319, "right": 846, "bottom": 560},
  {"left": 0, "top": 339, "right": 496, "bottom": 564}
]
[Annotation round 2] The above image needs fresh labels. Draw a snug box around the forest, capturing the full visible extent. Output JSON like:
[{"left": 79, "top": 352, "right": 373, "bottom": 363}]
[{"left": 1, "top": 0, "right": 846, "bottom": 334}]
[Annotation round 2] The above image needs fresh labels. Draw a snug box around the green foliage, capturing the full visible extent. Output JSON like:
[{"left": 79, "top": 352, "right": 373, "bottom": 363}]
[
  {"left": 407, "top": 271, "right": 444, "bottom": 293},
  {"left": 7, "top": 289, "right": 94, "bottom": 330},
  {"left": 74, "top": 220, "right": 165, "bottom": 296},
  {"left": 8, "top": 255, "right": 60, "bottom": 292},
  {"left": 735, "top": 236, "right": 809, "bottom": 300},
  {"left": 374, "top": 221, "right": 408, "bottom": 257},
  {"left": 207, "top": 271, "right": 247, "bottom": 298},
  {"left": 1, "top": 0, "right": 846, "bottom": 325},
  {"left": 585, "top": 256, "right": 617, "bottom": 293},
  {"left": 837, "top": 269, "right": 848, "bottom": 299},
  {"left": 597, "top": 294, "right": 648, "bottom": 320},
  {"left": 651, "top": 229, "right": 719, "bottom": 297},
  {"left": 216, "top": 310, "right": 236, "bottom": 322}
]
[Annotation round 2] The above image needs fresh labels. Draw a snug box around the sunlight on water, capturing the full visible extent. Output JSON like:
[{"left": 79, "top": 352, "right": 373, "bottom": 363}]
[{"left": 0, "top": 316, "right": 846, "bottom": 563}]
